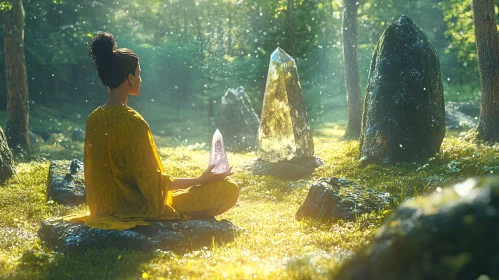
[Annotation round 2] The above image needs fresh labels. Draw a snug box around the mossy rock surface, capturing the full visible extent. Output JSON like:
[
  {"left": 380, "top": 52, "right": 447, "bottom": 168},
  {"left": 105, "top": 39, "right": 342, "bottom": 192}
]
[
  {"left": 359, "top": 15, "right": 445, "bottom": 164},
  {"left": 0, "top": 126, "right": 15, "bottom": 184},
  {"left": 46, "top": 160, "right": 86, "bottom": 205},
  {"left": 38, "top": 218, "right": 242, "bottom": 253},
  {"left": 334, "top": 176, "right": 499, "bottom": 280},
  {"left": 295, "top": 177, "right": 394, "bottom": 222}
]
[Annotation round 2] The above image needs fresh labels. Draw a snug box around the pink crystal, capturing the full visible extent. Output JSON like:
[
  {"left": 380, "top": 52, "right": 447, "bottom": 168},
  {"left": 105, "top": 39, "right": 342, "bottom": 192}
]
[{"left": 209, "top": 129, "right": 230, "bottom": 173}]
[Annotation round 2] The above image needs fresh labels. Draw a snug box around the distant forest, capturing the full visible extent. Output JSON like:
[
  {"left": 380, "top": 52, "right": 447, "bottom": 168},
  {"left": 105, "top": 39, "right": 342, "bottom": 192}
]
[{"left": 0, "top": 0, "right": 494, "bottom": 121}]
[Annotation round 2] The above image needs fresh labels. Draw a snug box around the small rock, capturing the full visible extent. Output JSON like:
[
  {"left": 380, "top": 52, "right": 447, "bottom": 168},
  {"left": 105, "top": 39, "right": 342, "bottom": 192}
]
[
  {"left": 296, "top": 178, "right": 394, "bottom": 222},
  {"left": 38, "top": 218, "right": 242, "bottom": 253},
  {"left": 46, "top": 160, "right": 86, "bottom": 206},
  {"left": 334, "top": 176, "right": 499, "bottom": 280}
]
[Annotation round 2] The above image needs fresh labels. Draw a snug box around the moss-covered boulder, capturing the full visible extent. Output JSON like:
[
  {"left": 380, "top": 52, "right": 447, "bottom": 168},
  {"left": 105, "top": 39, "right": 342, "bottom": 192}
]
[
  {"left": 38, "top": 218, "right": 242, "bottom": 253},
  {"left": 0, "top": 126, "right": 15, "bottom": 184},
  {"left": 295, "top": 178, "right": 393, "bottom": 222},
  {"left": 46, "top": 160, "right": 86, "bottom": 205},
  {"left": 359, "top": 15, "right": 445, "bottom": 164},
  {"left": 334, "top": 176, "right": 499, "bottom": 280}
]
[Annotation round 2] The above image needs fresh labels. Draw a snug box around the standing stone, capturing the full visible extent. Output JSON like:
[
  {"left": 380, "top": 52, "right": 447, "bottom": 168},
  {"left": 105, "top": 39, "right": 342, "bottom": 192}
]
[
  {"left": 257, "top": 47, "right": 314, "bottom": 162},
  {"left": 217, "top": 87, "right": 260, "bottom": 151},
  {"left": 208, "top": 129, "right": 230, "bottom": 173},
  {"left": 0, "top": 127, "right": 15, "bottom": 184},
  {"left": 359, "top": 15, "right": 445, "bottom": 164},
  {"left": 334, "top": 176, "right": 499, "bottom": 280}
]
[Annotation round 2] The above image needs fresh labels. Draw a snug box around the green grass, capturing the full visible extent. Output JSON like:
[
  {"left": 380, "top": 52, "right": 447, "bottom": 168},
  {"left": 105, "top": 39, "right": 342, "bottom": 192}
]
[{"left": 1, "top": 125, "right": 498, "bottom": 279}]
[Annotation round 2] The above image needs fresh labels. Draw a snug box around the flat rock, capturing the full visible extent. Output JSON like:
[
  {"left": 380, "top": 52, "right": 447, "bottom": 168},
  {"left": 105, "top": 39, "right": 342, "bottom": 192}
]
[
  {"left": 334, "top": 176, "right": 499, "bottom": 280},
  {"left": 38, "top": 218, "right": 242, "bottom": 253},
  {"left": 359, "top": 15, "right": 445, "bottom": 164},
  {"left": 46, "top": 159, "right": 86, "bottom": 205},
  {"left": 296, "top": 178, "right": 394, "bottom": 222},
  {"left": 249, "top": 156, "right": 323, "bottom": 180}
]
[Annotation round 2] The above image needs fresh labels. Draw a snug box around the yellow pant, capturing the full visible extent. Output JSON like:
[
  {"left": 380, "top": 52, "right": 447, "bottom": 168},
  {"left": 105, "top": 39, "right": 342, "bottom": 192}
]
[{"left": 171, "top": 178, "right": 239, "bottom": 219}]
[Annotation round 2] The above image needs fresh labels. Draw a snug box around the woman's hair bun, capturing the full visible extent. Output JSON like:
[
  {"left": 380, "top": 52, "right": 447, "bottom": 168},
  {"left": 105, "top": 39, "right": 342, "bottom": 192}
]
[{"left": 88, "top": 32, "right": 117, "bottom": 70}]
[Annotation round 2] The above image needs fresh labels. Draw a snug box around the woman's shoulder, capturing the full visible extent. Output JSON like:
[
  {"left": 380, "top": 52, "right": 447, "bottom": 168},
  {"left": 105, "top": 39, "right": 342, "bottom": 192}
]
[{"left": 87, "top": 106, "right": 149, "bottom": 129}]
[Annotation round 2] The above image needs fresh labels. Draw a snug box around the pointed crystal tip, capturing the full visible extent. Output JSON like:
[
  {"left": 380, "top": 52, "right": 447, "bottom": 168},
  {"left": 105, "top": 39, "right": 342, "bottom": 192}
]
[
  {"left": 271, "top": 47, "right": 294, "bottom": 64},
  {"left": 396, "top": 14, "right": 414, "bottom": 26}
]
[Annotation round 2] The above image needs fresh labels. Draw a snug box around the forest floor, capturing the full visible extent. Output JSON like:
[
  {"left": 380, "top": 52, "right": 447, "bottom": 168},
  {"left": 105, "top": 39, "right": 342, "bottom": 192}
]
[{"left": 0, "top": 104, "right": 498, "bottom": 279}]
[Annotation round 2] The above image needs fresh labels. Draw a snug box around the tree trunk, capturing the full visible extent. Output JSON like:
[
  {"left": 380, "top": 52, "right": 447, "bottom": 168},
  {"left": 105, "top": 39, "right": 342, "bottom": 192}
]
[
  {"left": 285, "top": 0, "right": 296, "bottom": 57},
  {"left": 473, "top": 0, "right": 499, "bottom": 142},
  {"left": 342, "top": 0, "right": 362, "bottom": 140},
  {"left": 3, "top": 0, "right": 30, "bottom": 152}
]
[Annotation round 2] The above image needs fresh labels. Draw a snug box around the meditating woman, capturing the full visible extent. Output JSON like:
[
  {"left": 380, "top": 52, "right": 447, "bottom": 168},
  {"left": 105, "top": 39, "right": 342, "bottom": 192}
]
[{"left": 66, "top": 32, "right": 239, "bottom": 230}]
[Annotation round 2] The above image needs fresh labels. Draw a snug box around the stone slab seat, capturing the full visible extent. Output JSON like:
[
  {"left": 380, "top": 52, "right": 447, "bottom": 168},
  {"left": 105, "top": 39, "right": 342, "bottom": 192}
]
[{"left": 38, "top": 218, "right": 242, "bottom": 253}]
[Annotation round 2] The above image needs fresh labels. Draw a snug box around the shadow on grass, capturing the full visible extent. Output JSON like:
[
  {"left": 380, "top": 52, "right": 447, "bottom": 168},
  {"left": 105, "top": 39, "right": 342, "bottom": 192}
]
[{"left": 8, "top": 248, "right": 156, "bottom": 280}]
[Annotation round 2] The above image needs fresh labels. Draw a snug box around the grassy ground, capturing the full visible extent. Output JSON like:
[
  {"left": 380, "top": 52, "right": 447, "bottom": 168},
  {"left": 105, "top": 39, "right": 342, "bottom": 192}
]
[{"left": 1, "top": 120, "right": 498, "bottom": 279}]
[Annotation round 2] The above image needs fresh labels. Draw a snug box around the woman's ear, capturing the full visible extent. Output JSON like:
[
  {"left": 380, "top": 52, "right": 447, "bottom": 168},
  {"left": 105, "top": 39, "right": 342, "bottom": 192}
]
[{"left": 127, "top": 73, "right": 135, "bottom": 86}]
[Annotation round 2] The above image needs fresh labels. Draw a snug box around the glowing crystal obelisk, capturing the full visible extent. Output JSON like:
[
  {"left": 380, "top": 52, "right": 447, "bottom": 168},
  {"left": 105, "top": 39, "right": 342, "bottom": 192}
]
[
  {"left": 209, "top": 129, "right": 230, "bottom": 173},
  {"left": 257, "top": 47, "right": 314, "bottom": 162}
]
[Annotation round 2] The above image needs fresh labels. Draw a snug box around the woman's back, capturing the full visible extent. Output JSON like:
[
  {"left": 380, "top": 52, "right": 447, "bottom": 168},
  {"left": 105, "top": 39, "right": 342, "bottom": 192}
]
[{"left": 84, "top": 105, "right": 176, "bottom": 225}]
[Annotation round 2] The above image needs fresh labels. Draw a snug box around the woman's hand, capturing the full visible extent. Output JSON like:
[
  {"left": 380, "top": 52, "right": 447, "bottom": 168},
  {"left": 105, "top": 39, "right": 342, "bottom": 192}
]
[{"left": 198, "top": 164, "right": 233, "bottom": 185}]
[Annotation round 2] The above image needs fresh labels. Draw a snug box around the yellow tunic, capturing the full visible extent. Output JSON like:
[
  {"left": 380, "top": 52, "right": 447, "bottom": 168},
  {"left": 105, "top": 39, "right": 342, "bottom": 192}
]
[
  {"left": 65, "top": 105, "right": 179, "bottom": 229},
  {"left": 65, "top": 105, "right": 239, "bottom": 230}
]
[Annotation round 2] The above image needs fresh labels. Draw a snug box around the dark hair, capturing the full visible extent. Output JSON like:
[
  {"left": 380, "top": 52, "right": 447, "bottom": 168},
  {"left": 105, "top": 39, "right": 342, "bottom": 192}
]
[{"left": 88, "top": 32, "right": 139, "bottom": 89}]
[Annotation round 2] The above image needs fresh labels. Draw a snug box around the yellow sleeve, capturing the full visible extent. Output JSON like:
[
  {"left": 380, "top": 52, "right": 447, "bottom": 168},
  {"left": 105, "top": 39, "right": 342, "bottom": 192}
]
[{"left": 124, "top": 119, "right": 173, "bottom": 216}]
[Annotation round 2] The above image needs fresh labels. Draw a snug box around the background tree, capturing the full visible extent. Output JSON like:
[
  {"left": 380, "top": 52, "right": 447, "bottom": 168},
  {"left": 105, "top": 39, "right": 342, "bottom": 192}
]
[
  {"left": 472, "top": 0, "right": 499, "bottom": 142},
  {"left": 3, "top": 0, "right": 29, "bottom": 152},
  {"left": 342, "top": 0, "right": 362, "bottom": 139}
]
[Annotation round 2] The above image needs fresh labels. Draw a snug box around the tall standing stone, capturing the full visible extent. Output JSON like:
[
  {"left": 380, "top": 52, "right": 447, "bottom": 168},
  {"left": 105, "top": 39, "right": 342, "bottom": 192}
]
[
  {"left": 257, "top": 47, "right": 314, "bottom": 162},
  {"left": 0, "top": 127, "right": 15, "bottom": 184},
  {"left": 217, "top": 87, "right": 260, "bottom": 151},
  {"left": 359, "top": 15, "right": 445, "bottom": 164}
]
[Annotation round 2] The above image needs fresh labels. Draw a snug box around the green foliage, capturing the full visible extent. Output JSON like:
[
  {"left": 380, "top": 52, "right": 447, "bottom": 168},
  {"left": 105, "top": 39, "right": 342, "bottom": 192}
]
[
  {"left": 0, "top": 0, "right": 487, "bottom": 123},
  {"left": 0, "top": 1, "right": 12, "bottom": 11}
]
